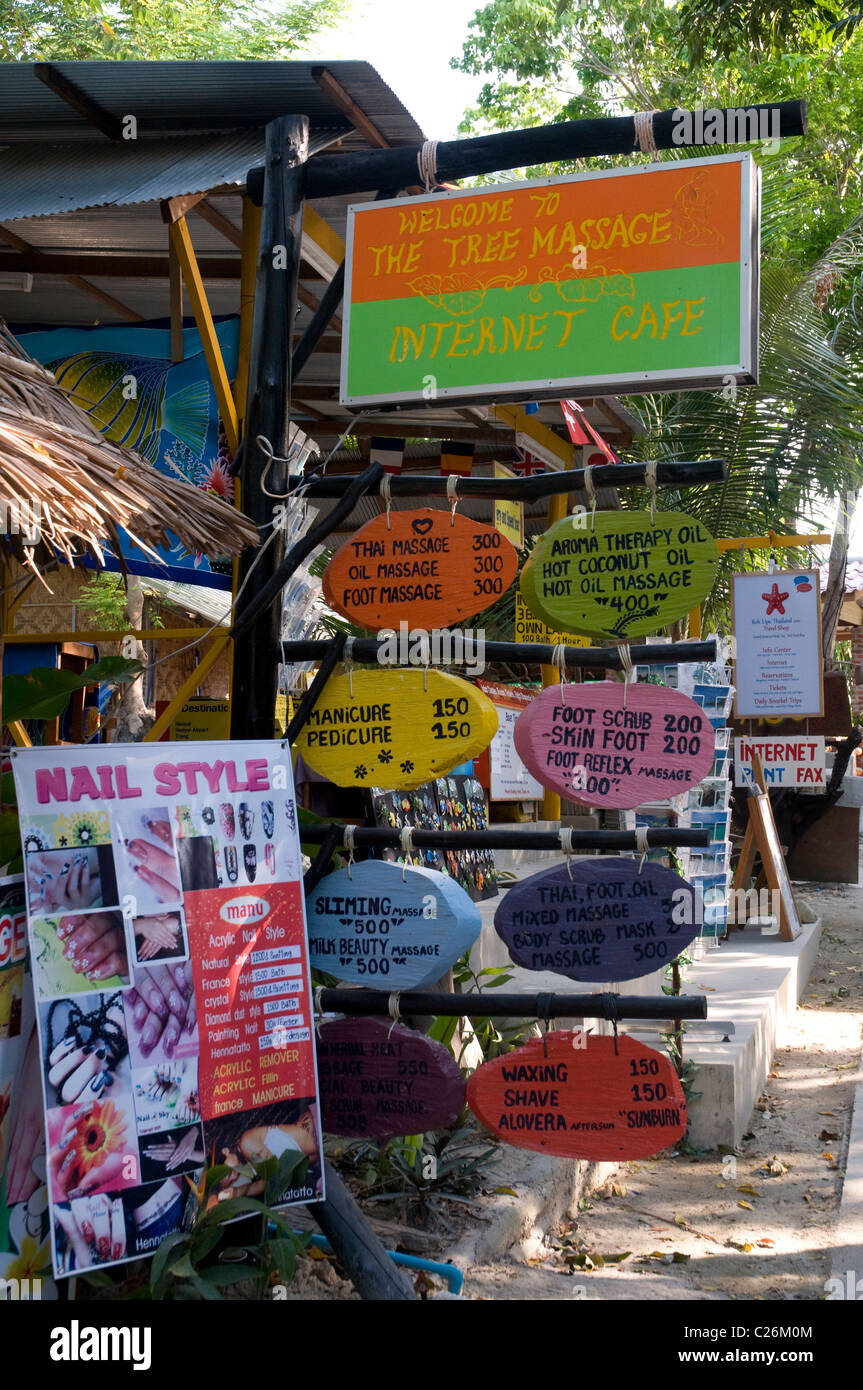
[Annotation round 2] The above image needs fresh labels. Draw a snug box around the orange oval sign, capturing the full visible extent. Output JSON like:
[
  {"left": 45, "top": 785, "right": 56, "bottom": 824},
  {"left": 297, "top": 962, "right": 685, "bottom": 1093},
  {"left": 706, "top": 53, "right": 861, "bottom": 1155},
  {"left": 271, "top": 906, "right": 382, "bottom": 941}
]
[
  {"left": 323, "top": 508, "right": 519, "bottom": 632},
  {"left": 467, "top": 1032, "right": 686, "bottom": 1159}
]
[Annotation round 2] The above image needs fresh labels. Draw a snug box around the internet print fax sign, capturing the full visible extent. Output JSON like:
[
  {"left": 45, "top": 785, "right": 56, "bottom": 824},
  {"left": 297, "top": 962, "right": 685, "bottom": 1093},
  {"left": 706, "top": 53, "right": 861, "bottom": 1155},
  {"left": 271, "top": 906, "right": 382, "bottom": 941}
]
[
  {"left": 11, "top": 742, "right": 322, "bottom": 1279},
  {"left": 342, "top": 153, "right": 759, "bottom": 406}
]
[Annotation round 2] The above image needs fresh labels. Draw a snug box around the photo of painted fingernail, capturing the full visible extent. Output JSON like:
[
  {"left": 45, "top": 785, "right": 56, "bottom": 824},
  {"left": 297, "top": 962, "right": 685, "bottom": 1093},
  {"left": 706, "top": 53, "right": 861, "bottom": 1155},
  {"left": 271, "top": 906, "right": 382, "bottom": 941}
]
[
  {"left": 202, "top": 805, "right": 215, "bottom": 826},
  {"left": 225, "top": 845, "right": 238, "bottom": 882},
  {"left": 243, "top": 844, "right": 257, "bottom": 882},
  {"left": 265, "top": 843, "right": 276, "bottom": 875},
  {"left": 219, "top": 804, "right": 235, "bottom": 840},
  {"left": 261, "top": 801, "right": 274, "bottom": 839},
  {"left": 238, "top": 803, "right": 254, "bottom": 840}
]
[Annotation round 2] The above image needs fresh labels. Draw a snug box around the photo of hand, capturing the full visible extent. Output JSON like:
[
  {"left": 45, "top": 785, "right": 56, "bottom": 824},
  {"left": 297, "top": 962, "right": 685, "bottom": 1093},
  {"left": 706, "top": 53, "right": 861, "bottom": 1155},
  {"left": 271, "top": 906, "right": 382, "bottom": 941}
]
[
  {"left": 139, "top": 1122, "right": 205, "bottom": 1180},
  {"left": 54, "top": 1193, "right": 126, "bottom": 1271},
  {"left": 4, "top": 1024, "right": 46, "bottom": 1204},
  {"left": 132, "top": 911, "right": 185, "bottom": 965},
  {"left": 47, "top": 1095, "right": 137, "bottom": 1200},
  {"left": 126, "top": 962, "right": 196, "bottom": 1065},
  {"left": 114, "top": 809, "right": 182, "bottom": 914},
  {"left": 41, "top": 992, "right": 129, "bottom": 1109},
  {"left": 26, "top": 847, "right": 114, "bottom": 914}
]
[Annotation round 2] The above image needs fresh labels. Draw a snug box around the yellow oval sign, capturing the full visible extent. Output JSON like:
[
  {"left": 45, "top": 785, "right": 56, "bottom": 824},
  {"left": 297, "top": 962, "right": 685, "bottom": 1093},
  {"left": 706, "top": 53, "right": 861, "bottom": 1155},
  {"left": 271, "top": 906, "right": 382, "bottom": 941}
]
[
  {"left": 294, "top": 667, "right": 499, "bottom": 789},
  {"left": 520, "top": 510, "right": 718, "bottom": 640}
]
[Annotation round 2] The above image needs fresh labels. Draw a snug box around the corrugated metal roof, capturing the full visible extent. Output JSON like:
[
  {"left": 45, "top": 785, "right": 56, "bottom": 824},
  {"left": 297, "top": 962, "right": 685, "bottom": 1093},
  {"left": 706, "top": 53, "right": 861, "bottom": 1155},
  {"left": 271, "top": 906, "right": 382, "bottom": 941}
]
[
  {"left": 0, "top": 60, "right": 425, "bottom": 144},
  {"left": 0, "top": 132, "right": 265, "bottom": 221}
]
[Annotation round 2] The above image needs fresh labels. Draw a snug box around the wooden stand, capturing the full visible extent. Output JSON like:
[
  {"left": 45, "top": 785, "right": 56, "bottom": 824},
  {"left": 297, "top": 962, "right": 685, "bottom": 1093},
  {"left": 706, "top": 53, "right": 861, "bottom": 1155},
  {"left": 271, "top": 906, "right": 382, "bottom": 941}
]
[{"left": 731, "top": 755, "right": 801, "bottom": 940}]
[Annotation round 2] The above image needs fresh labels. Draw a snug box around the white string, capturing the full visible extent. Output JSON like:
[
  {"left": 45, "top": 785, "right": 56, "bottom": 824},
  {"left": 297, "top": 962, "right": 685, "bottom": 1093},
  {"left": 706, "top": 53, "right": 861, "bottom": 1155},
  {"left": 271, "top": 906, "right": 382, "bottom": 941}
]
[
  {"left": 344, "top": 635, "right": 355, "bottom": 697},
  {"left": 617, "top": 643, "right": 633, "bottom": 708},
  {"left": 559, "top": 826, "right": 575, "bottom": 880},
  {"left": 380, "top": 472, "right": 392, "bottom": 530},
  {"left": 314, "top": 984, "right": 326, "bottom": 1037},
  {"left": 634, "top": 110, "right": 659, "bottom": 157},
  {"left": 343, "top": 823, "right": 356, "bottom": 878},
  {"left": 644, "top": 458, "right": 658, "bottom": 523},
  {"left": 635, "top": 824, "right": 651, "bottom": 875},
  {"left": 417, "top": 140, "right": 440, "bottom": 192},
  {"left": 583, "top": 465, "right": 598, "bottom": 529},
  {"left": 447, "top": 471, "right": 459, "bottom": 524},
  {"left": 386, "top": 991, "right": 402, "bottom": 1038},
  {"left": 551, "top": 642, "right": 568, "bottom": 685},
  {"left": 400, "top": 825, "right": 414, "bottom": 879}
]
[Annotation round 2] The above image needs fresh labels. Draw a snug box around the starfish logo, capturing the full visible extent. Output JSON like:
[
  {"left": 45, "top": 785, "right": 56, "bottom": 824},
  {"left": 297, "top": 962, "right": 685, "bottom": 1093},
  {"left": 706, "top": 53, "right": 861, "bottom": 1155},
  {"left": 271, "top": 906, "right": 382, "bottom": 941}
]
[{"left": 761, "top": 582, "right": 789, "bottom": 615}]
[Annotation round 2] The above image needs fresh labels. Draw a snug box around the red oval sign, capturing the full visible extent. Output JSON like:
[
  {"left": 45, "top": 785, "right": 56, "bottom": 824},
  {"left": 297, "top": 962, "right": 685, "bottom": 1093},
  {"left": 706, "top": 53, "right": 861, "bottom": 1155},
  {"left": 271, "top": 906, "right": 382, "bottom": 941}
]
[
  {"left": 513, "top": 681, "right": 715, "bottom": 809},
  {"left": 466, "top": 1032, "right": 686, "bottom": 1159},
  {"left": 323, "top": 508, "right": 519, "bottom": 632},
  {"left": 316, "top": 1018, "right": 465, "bottom": 1139}
]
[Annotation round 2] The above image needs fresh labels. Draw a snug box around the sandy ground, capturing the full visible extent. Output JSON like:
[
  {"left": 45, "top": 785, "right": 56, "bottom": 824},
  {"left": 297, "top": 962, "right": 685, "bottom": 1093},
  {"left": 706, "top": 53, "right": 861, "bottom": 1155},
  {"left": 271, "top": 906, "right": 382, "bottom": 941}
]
[{"left": 463, "top": 875, "right": 863, "bottom": 1301}]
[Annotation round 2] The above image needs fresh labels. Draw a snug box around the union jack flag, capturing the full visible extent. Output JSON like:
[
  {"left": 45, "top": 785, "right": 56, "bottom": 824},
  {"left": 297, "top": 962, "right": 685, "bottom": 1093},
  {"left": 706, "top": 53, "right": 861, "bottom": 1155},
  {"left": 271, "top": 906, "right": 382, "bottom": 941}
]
[{"left": 510, "top": 446, "right": 547, "bottom": 476}]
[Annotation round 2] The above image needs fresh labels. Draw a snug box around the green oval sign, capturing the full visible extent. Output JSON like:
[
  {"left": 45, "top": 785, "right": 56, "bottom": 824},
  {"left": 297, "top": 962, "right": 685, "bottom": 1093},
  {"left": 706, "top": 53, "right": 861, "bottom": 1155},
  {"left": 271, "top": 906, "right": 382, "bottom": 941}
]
[{"left": 520, "top": 509, "right": 718, "bottom": 640}]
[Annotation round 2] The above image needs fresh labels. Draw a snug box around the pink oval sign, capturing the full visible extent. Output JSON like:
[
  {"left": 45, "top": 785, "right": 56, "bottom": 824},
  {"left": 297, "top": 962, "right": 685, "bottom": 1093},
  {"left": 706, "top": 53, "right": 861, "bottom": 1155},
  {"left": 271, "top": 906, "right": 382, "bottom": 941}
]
[{"left": 513, "top": 681, "right": 714, "bottom": 809}]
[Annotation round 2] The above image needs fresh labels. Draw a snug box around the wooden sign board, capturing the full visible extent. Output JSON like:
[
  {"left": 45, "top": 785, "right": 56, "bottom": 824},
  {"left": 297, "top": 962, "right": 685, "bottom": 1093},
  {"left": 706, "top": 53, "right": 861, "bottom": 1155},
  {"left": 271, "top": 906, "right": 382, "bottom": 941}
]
[
  {"left": 306, "top": 859, "right": 482, "bottom": 988},
  {"left": 494, "top": 859, "right": 698, "bottom": 982},
  {"left": 341, "top": 153, "right": 759, "bottom": 407},
  {"left": 520, "top": 510, "right": 718, "bottom": 641},
  {"left": 732, "top": 570, "right": 824, "bottom": 718},
  {"left": 316, "top": 1018, "right": 465, "bottom": 1138},
  {"left": 514, "top": 593, "right": 590, "bottom": 649},
  {"left": 294, "top": 667, "right": 498, "bottom": 789},
  {"left": 323, "top": 509, "right": 518, "bottom": 632},
  {"left": 513, "top": 680, "right": 715, "bottom": 809},
  {"left": 467, "top": 1032, "right": 686, "bottom": 1159},
  {"left": 731, "top": 756, "right": 801, "bottom": 940}
]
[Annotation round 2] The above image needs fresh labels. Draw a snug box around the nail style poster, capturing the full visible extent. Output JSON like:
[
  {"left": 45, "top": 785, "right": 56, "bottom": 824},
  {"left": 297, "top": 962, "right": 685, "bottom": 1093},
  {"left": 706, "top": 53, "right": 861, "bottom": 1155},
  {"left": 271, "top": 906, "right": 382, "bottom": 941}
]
[{"left": 11, "top": 742, "right": 323, "bottom": 1279}]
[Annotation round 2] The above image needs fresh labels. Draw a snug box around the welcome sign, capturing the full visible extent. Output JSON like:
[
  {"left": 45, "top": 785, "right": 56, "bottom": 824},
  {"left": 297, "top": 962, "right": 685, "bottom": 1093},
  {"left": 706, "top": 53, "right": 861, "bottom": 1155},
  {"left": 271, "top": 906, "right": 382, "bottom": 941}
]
[{"left": 341, "top": 153, "right": 759, "bottom": 406}]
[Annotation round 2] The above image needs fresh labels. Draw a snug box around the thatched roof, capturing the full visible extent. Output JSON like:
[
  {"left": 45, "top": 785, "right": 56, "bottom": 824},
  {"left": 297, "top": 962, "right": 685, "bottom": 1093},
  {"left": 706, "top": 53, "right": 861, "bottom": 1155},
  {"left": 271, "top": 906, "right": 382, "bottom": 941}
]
[{"left": 0, "top": 323, "right": 258, "bottom": 588}]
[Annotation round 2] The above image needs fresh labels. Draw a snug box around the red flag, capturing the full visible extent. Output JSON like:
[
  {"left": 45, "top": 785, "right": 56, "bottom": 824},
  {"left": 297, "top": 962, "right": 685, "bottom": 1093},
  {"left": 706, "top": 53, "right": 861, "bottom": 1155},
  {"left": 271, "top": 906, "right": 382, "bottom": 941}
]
[{"left": 560, "top": 400, "right": 620, "bottom": 463}]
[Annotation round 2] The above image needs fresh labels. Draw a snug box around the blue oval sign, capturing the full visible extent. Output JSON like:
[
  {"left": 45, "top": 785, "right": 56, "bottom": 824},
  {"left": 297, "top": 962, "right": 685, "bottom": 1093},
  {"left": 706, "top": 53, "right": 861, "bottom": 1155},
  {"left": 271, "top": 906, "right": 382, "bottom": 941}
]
[
  {"left": 306, "top": 859, "right": 482, "bottom": 988},
  {"left": 494, "top": 858, "right": 698, "bottom": 982}
]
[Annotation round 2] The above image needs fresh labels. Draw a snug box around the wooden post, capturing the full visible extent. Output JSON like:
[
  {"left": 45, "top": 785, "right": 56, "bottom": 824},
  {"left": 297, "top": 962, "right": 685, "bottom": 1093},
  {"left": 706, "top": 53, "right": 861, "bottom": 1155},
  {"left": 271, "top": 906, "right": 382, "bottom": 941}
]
[{"left": 230, "top": 116, "right": 308, "bottom": 741}]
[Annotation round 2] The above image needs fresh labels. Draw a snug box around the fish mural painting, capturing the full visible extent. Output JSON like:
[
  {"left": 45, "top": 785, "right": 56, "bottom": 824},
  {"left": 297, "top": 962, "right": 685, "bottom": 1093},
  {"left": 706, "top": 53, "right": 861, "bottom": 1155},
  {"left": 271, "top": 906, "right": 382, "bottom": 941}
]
[{"left": 14, "top": 320, "right": 240, "bottom": 589}]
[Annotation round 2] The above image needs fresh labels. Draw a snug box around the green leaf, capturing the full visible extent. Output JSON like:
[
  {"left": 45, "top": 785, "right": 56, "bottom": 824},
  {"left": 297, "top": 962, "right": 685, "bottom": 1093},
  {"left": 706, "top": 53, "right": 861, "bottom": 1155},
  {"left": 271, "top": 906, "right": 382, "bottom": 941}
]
[
  {"left": 3, "top": 658, "right": 143, "bottom": 722},
  {"left": 189, "top": 1224, "right": 227, "bottom": 1263},
  {"left": 149, "top": 1232, "right": 190, "bottom": 1297},
  {"left": 267, "top": 1237, "right": 300, "bottom": 1284},
  {"left": 188, "top": 1271, "right": 224, "bottom": 1300},
  {"left": 200, "top": 1264, "right": 257, "bottom": 1287},
  {"left": 265, "top": 1148, "right": 307, "bottom": 1205}
]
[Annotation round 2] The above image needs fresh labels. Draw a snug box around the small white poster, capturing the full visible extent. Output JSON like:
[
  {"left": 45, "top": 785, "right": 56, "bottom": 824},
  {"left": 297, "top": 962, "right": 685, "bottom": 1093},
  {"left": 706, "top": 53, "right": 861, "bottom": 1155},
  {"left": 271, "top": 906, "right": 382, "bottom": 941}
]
[
  {"left": 732, "top": 570, "right": 823, "bottom": 718},
  {"left": 734, "top": 736, "right": 826, "bottom": 788}
]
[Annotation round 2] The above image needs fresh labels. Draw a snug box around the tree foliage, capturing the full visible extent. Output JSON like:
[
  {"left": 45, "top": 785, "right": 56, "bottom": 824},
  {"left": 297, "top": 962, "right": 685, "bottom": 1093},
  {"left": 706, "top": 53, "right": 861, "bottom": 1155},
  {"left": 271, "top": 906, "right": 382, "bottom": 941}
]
[{"left": 0, "top": 0, "right": 344, "bottom": 61}]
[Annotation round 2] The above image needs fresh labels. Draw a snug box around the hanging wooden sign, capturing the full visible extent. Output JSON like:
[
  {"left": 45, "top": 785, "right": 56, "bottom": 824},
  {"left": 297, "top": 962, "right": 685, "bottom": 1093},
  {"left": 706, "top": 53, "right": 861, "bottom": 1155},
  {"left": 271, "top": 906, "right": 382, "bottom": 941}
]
[
  {"left": 323, "top": 509, "right": 519, "bottom": 632},
  {"left": 494, "top": 858, "right": 697, "bottom": 981},
  {"left": 294, "top": 667, "right": 498, "bottom": 789},
  {"left": 520, "top": 510, "right": 718, "bottom": 640},
  {"left": 306, "top": 859, "right": 482, "bottom": 988},
  {"left": 466, "top": 1032, "right": 686, "bottom": 1159},
  {"left": 513, "top": 680, "right": 714, "bottom": 808},
  {"left": 316, "top": 1018, "right": 466, "bottom": 1138}
]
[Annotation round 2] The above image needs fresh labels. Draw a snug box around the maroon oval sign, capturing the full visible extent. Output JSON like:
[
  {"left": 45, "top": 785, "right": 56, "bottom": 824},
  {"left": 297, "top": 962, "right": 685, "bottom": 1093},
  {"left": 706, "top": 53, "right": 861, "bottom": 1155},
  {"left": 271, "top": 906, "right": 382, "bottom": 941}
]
[
  {"left": 316, "top": 1018, "right": 465, "bottom": 1139},
  {"left": 513, "top": 681, "right": 715, "bottom": 809},
  {"left": 494, "top": 858, "right": 698, "bottom": 982},
  {"left": 466, "top": 1032, "right": 686, "bottom": 1159}
]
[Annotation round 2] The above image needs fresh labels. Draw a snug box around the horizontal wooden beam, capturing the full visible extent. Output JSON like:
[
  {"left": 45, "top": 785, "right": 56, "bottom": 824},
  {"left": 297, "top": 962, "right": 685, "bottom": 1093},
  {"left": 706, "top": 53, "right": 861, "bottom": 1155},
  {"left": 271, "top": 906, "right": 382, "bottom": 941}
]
[
  {"left": 34, "top": 62, "right": 124, "bottom": 141},
  {"left": 0, "top": 224, "right": 144, "bottom": 319},
  {"left": 301, "top": 101, "right": 807, "bottom": 199},
  {"left": 3, "top": 629, "right": 216, "bottom": 643},
  {"left": 0, "top": 250, "right": 241, "bottom": 279}
]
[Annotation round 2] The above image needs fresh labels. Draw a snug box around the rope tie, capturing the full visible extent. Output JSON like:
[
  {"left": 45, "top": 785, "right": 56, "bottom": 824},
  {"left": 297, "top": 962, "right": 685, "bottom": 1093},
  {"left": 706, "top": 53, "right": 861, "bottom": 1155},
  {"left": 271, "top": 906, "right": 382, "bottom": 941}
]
[
  {"left": 379, "top": 472, "right": 393, "bottom": 529},
  {"left": 417, "top": 139, "right": 440, "bottom": 192},
  {"left": 387, "top": 991, "right": 402, "bottom": 1039},
  {"left": 400, "top": 825, "right": 415, "bottom": 879},
  {"left": 635, "top": 824, "right": 650, "bottom": 874},
  {"left": 583, "top": 464, "right": 598, "bottom": 529},
  {"left": 551, "top": 642, "right": 568, "bottom": 686},
  {"left": 604, "top": 992, "right": 620, "bottom": 1055},
  {"left": 313, "top": 985, "right": 326, "bottom": 1038},
  {"left": 447, "top": 471, "right": 459, "bottom": 525},
  {"left": 343, "top": 823, "right": 356, "bottom": 879},
  {"left": 256, "top": 433, "right": 293, "bottom": 499},
  {"left": 344, "top": 635, "right": 355, "bottom": 697},
  {"left": 634, "top": 110, "right": 659, "bottom": 158},
  {"left": 617, "top": 642, "right": 634, "bottom": 707},
  {"left": 536, "top": 991, "right": 554, "bottom": 1057},
  {"left": 559, "top": 826, "right": 575, "bottom": 880},
  {"left": 644, "top": 458, "right": 658, "bottom": 522}
]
